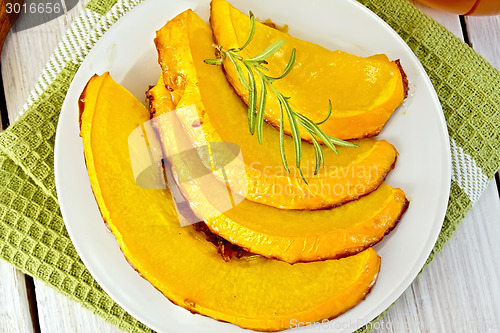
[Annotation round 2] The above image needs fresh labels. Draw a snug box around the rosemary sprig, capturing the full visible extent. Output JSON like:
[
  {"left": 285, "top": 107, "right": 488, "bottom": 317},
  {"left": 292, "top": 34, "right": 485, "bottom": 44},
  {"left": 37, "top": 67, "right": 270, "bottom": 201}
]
[{"left": 205, "top": 11, "right": 357, "bottom": 182}]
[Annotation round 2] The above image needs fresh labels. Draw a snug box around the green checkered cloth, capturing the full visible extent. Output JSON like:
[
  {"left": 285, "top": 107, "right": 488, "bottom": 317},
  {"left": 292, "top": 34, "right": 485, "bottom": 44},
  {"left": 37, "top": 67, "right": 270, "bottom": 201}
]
[{"left": 0, "top": 0, "right": 498, "bottom": 332}]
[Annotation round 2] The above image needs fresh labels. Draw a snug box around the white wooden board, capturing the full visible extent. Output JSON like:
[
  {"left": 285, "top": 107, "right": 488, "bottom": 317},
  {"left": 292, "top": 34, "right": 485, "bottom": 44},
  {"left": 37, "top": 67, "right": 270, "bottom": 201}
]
[{"left": 0, "top": 1, "right": 498, "bottom": 332}]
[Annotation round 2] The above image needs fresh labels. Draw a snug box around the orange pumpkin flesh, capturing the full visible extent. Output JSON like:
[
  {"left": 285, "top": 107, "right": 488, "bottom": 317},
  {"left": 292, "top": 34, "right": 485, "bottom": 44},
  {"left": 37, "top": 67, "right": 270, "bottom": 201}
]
[
  {"left": 210, "top": 0, "right": 406, "bottom": 141},
  {"left": 150, "top": 71, "right": 408, "bottom": 264},
  {"left": 154, "top": 9, "right": 399, "bottom": 210},
  {"left": 79, "top": 72, "right": 382, "bottom": 331}
]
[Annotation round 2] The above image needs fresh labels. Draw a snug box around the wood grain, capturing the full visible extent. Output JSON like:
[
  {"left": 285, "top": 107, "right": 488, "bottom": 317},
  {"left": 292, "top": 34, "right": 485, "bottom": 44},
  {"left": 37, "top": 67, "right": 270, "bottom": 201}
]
[
  {"left": 373, "top": 181, "right": 500, "bottom": 332},
  {"left": 35, "top": 285, "right": 123, "bottom": 333},
  {"left": 0, "top": 0, "right": 119, "bottom": 332},
  {"left": 373, "top": 3, "right": 500, "bottom": 332},
  {"left": 1, "top": 0, "right": 88, "bottom": 120},
  {"left": 0, "top": 260, "right": 34, "bottom": 333},
  {"left": 410, "top": 1, "right": 464, "bottom": 37},
  {"left": 465, "top": 15, "right": 500, "bottom": 69},
  {"left": 0, "top": 0, "right": 23, "bottom": 56}
]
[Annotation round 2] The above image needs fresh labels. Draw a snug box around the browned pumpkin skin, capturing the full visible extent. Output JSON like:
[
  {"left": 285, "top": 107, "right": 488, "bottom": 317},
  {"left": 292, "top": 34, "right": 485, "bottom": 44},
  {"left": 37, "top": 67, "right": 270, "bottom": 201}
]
[
  {"left": 79, "top": 71, "right": 383, "bottom": 332},
  {"left": 153, "top": 8, "right": 400, "bottom": 210},
  {"left": 210, "top": 0, "right": 407, "bottom": 142}
]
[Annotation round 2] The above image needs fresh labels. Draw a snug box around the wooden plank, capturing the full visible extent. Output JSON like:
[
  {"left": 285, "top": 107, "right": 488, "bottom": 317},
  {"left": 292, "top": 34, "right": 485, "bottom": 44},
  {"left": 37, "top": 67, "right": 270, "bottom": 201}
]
[
  {"left": 410, "top": 1, "right": 464, "bottom": 37},
  {"left": 35, "top": 285, "right": 123, "bottom": 333},
  {"left": 0, "top": 0, "right": 124, "bottom": 332},
  {"left": 0, "top": 260, "right": 34, "bottom": 333},
  {"left": 374, "top": 4, "right": 500, "bottom": 332},
  {"left": 465, "top": 2, "right": 500, "bottom": 226},
  {"left": 374, "top": 180, "right": 500, "bottom": 332},
  {"left": 465, "top": 15, "right": 500, "bottom": 69},
  {"left": 0, "top": 0, "right": 89, "bottom": 120}
]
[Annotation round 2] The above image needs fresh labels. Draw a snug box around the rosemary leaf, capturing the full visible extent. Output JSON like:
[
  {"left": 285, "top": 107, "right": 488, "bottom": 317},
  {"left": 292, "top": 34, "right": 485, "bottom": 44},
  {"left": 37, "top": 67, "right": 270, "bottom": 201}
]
[
  {"left": 254, "top": 63, "right": 269, "bottom": 71},
  {"left": 280, "top": 95, "right": 305, "bottom": 182},
  {"left": 270, "top": 48, "right": 296, "bottom": 81},
  {"left": 247, "top": 40, "right": 285, "bottom": 62},
  {"left": 278, "top": 101, "right": 289, "bottom": 173},
  {"left": 315, "top": 99, "right": 332, "bottom": 125},
  {"left": 297, "top": 115, "right": 338, "bottom": 154},
  {"left": 256, "top": 76, "right": 267, "bottom": 144},
  {"left": 233, "top": 11, "right": 256, "bottom": 52},
  {"left": 246, "top": 64, "right": 258, "bottom": 134},
  {"left": 328, "top": 136, "right": 358, "bottom": 147},
  {"left": 228, "top": 53, "right": 251, "bottom": 90},
  {"left": 310, "top": 134, "right": 323, "bottom": 175},
  {"left": 204, "top": 58, "right": 224, "bottom": 65}
]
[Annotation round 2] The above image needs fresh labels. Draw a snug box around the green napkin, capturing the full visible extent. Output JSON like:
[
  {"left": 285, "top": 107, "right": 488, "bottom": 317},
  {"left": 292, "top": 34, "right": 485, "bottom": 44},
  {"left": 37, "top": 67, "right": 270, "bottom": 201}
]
[{"left": 0, "top": 0, "right": 498, "bottom": 332}]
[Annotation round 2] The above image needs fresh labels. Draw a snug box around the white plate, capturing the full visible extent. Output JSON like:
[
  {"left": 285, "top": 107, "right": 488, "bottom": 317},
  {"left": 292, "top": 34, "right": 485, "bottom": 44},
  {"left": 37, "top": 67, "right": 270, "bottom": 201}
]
[{"left": 54, "top": 0, "right": 451, "bottom": 332}]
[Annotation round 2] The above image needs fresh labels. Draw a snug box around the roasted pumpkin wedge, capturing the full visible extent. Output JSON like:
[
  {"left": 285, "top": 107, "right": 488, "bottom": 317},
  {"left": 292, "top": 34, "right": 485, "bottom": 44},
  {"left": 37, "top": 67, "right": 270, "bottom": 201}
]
[
  {"left": 153, "top": 107, "right": 408, "bottom": 263},
  {"left": 153, "top": 9, "right": 399, "bottom": 210},
  {"left": 79, "top": 72, "right": 382, "bottom": 331},
  {"left": 210, "top": 0, "right": 407, "bottom": 141}
]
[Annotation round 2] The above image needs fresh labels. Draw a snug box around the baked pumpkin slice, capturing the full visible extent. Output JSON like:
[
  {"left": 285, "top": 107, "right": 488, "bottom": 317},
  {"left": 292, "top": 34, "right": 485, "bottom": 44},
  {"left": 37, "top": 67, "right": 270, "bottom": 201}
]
[
  {"left": 153, "top": 9, "right": 399, "bottom": 210},
  {"left": 153, "top": 105, "right": 408, "bottom": 263},
  {"left": 210, "top": 0, "right": 407, "bottom": 141},
  {"left": 79, "top": 72, "right": 381, "bottom": 332}
]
